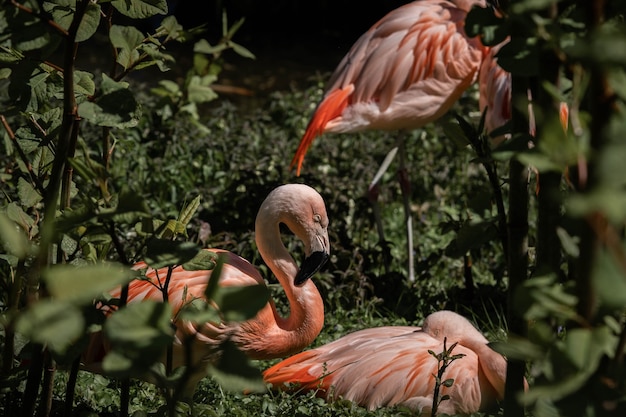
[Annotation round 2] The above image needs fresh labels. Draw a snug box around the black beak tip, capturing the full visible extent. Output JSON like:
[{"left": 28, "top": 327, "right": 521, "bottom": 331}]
[{"left": 294, "top": 251, "right": 329, "bottom": 286}]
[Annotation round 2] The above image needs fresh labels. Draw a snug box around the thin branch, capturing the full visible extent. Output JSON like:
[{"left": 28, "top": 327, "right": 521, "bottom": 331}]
[
  {"left": 10, "top": 0, "right": 68, "bottom": 37},
  {"left": 1, "top": 115, "right": 46, "bottom": 194}
]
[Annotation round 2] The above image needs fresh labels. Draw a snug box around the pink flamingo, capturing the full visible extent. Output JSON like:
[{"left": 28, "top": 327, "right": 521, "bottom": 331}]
[
  {"left": 264, "top": 310, "right": 511, "bottom": 415},
  {"left": 85, "top": 184, "right": 330, "bottom": 387},
  {"left": 289, "top": 0, "right": 510, "bottom": 280}
]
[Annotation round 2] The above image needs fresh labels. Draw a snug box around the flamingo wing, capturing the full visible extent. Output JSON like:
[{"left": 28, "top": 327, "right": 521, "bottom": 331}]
[
  {"left": 291, "top": 0, "right": 487, "bottom": 174},
  {"left": 264, "top": 326, "right": 488, "bottom": 414}
]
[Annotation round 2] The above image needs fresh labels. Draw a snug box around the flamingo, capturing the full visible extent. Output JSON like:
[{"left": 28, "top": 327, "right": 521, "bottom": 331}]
[
  {"left": 288, "top": 0, "right": 512, "bottom": 281},
  {"left": 85, "top": 184, "right": 330, "bottom": 388},
  {"left": 263, "top": 310, "right": 511, "bottom": 415}
]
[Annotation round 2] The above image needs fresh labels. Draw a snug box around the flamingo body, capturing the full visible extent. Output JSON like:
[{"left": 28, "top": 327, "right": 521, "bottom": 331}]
[
  {"left": 291, "top": 0, "right": 489, "bottom": 175},
  {"left": 264, "top": 311, "right": 508, "bottom": 415},
  {"left": 86, "top": 184, "right": 330, "bottom": 385}
]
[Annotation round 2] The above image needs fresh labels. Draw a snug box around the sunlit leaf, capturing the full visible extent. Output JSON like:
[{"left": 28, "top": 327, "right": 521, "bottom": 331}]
[
  {"left": 103, "top": 301, "right": 174, "bottom": 376},
  {"left": 110, "top": 25, "right": 144, "bottom": 69},
  {"left": 43, "top": 0, "right": 101, "bottom": 42},
  {"left": 178, "top": 196, "right": 201, "bottom": 230},
  {"left": 16, "top": 300, "right": 84, "bottom": 355},
  {"left": 0, "top": 212, "right": 30, "bottom": 259},
  {"left": 182, "top": 249, "right": 218, "bottom": 272},
  {"left": 212, "top": 284, "right": 269, "bottom": 322},
  {"left": 44, "top": 263, "right": 135, "bottom": 305},
  {"left": 111, "top": 0, "right": 168, "bottom": 19}
]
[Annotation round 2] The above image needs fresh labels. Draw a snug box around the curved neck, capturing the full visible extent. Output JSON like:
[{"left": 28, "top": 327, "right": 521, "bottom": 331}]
[{"left": 237, "top": 217, "right": 324, "bottom": 359}]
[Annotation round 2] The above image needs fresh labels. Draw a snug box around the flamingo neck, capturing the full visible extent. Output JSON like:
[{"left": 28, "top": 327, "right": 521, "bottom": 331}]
[{"left": 235, "top": 219, "right": 324, "bottom": 359}]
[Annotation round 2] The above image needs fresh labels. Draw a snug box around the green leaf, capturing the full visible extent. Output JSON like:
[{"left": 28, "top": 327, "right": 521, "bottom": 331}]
[
  {"left": 43, "top": 0, "right": 101, "bottom": 42},
  {"left": 110, "top": 25, "right": 144, "bottom": 70},
  {"left": 44, "top": 263, "right": 135, "bottom": 305},
  {"left": 78, "top": 75, "right": 140, "bottom": 128},
  {"left": 187, "top": 75, "right": 218, "bottom": 104},
  {"left": 212, "top": 284, "right": 270, "bottom": 322},
  {"left": 496, "top": 37, "right": 539, "bottom": 77},
  {"left": 444, "top": 219, "right": 497, "bottom": 258},
  {"left": 592, "top": 247, "right": 626, "bottom": 310},
  {"left": 103, "top": 301, "right": 174, "bottom": 376},
  {"left": 111, "top": 0, "right": 168, "bottom": 19},
  {"left": 208, "top": 340, "right": 266, "bottom": 393},
  {"left": 177, "top": 196, "right": 201, "bottom": 230},
  {"left": 0, "top": 212, "right": 30, "bottom": 259},
  {"left": 230, "top": 42, "right": 256, "bottom": 60},
  {"left": 464, "top": 5, "right": 508, "bottom": 46},
  {"left": 181, "top": 250, "right": 218, "bottom": 272},
  {"left": 442, "top": 120, "right": 471, "bottom": 148},
  {"left": 144, "top": 240, "right": 200, "bottom": 269},
  {"left": 17, "top": 177, "right": 42, "bottom": 207},
  {"left": 6, "top": 202, "right": 37, "bottom": 236},
  {"left": 73, "top": 70, "right": 95, "bottom": 96},
  {"left": 16, "top": 300, "right": 85, "bottom": 355}
]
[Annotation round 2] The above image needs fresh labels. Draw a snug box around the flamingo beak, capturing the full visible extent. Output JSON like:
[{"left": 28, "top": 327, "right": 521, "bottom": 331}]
[{"left": 294, "top": 251, "right": 329, "bottom": 286}]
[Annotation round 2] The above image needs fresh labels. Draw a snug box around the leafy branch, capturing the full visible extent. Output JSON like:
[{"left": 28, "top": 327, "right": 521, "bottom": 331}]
[{"left": 428, "top": 337, "right": 466, "bottom": 416}]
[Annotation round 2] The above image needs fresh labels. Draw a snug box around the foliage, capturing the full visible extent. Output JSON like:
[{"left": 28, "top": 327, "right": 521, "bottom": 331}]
[
  {"left": 2, "top": 0, "right": 626, "bottom": 416},
  {"left": 0, "top": 0, "right": 262, "bottom": 416}
]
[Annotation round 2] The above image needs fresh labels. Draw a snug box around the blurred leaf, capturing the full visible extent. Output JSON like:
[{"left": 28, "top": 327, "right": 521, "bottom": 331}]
[
  {"left": 44, "top": 263, "right": 135, "bottom": 305},
  {"left": 230, "top": 42, "right": 256, "bottom": 60},
  {"left": 445, "top": 219, "right": 497, "bottom": 258},
  {"left": 178, "top": 298, "right": 220, "bottom": 324},
  {"left": 212, "top": 284, "right": 269, "bottom": 322},
  {"left": 514, "top": 275, "right": 578, "bottom": 321},
  {"left": 465, "top": 5, "right": 508, "bottom": 46},
  {"left": 187, "top": 75, "right": 218, "bottom": 104},
  {"left": 103, "top": 301, "right": 174, "bottom": 376},
  {"left": 203, "top": 253, "right": 224, "bottom": 301},
  {"left": 496, "top": 37, "right": 539, "bottom": 76},
  {"left": 0, "top": 212, "right": 30, "bottom": 259},
  {"left": 442, "top": 120, "right": 471, "bottom": 148},
  {"left": 592, "top": 247, "right": 626, "bottom": 310},
  {"left": 567, "top": 188, "right": 626, "bottom": 224},
  {"left": 208, "top": 340, "right": 266, "bottom": 393},
  {"left": 16, "top": 300, "right": 84, "bottom": 355},
  {"left": 144, "top": 239, "right": 200, "bottom": 269},
  {"left": 111, "top": 0, "right": 168, "bottom": 19}
]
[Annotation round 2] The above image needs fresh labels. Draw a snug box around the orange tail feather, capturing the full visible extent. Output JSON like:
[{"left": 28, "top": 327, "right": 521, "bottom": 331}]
[
  {"left": 290, "top": 86, "right": 354, "bottom": 176},
  {"left": 263, "top": 350, "right": 330, "bottom": 391}
]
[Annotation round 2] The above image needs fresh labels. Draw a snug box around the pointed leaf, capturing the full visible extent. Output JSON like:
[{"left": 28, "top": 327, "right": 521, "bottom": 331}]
[
  {"left": 212, "top": 284, "right": 269, "bottom": 322},
  {"left": 103, "top": 301, "right": 174, "bottom": 376},
  {"left": 16, "top": 300, "right": 84, "bottom": 355},
  {"left": 111, "top": 0, "right": 168, "bottom": 19},
  {"left": 178, "top": 196, "right": 201, "bottom": 229},
  {"left": 0, "top": 212, "right": 30, "bottom": 259},
  {"left": 144, "top": 239, "right": 200, "bottom": 269},
  {"left": 44, "top": 263, "right": 135, "bottom": 305}
]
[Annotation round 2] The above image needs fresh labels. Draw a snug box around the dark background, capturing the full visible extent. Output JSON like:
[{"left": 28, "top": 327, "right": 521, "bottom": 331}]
[{"left": 160, "top": 1, "right": 412, "bottom": 100}]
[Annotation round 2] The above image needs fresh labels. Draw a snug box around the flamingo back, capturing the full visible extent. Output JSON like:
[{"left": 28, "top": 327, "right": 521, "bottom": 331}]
[
  {"left": 264, "top": 325, "right": 499, "bottom": 414},
  {"left": 291, "top": 0, "right": 488, "bottom": 174}
]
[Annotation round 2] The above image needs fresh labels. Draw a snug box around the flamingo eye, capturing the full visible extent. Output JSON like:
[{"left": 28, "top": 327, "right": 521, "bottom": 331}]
[{"left": 313, "top": 214, "right": 322, "bottom": 223}]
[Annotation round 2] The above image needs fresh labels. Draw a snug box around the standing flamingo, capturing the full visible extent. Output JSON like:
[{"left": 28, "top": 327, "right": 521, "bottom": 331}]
[
  {"left": 289, "top": 0, "right": 510, "bottom": 281},
  {"left": 85, "top": 184, "right": 330, "bottom": 388},
  {"left": 264, "top": 310, "right": 511, "bottom": 415}
]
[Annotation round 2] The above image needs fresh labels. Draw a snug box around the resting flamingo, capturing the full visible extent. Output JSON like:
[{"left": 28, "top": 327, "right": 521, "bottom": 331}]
[
  {"left": 85, "top": 184, "right": 330, "bottom": 388},
  {"left": 264, "top": 310, "right": 512, "bottom": 415},
  {"left": 289, "top": 0, "right": 511, "bottom": 281}
]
